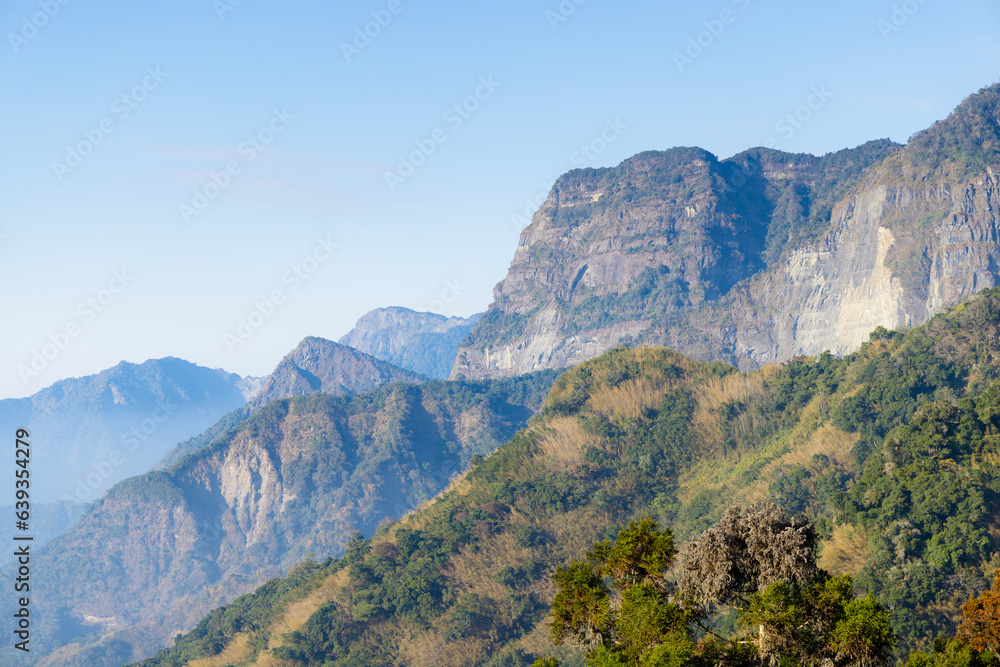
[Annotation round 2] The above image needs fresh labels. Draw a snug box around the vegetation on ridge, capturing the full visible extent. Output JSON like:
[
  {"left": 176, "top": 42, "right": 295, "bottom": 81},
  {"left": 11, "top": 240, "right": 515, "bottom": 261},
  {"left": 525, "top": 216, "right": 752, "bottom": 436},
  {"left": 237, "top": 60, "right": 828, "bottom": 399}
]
[{"left": 125, "top": 287, "right": 1000, "bottom": 667}]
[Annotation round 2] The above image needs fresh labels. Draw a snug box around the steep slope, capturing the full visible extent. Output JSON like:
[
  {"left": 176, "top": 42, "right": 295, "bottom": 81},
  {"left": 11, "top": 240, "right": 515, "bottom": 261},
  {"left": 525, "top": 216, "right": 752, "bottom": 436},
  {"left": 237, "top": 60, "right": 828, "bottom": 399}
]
[
  {"left": 6, "top": 372, "right": 556, "bottom": 667},
  {"left": 340, "top": 307, "right": 483, "bottom": 379},
  {"left": 159, "top": 337, "right": 426, "bottom": 468},
  {"left": 138, "top": 287, "right": 1000, "bottom": 667},
  {"left": 454, "top": 83, "right": 1000, "bottom": 379},
  {"left": 245, "top": 336, "right": 424, "bottom": 412},
  {"left": 0, "top": 357, "right": 255, "bottom": 503}
]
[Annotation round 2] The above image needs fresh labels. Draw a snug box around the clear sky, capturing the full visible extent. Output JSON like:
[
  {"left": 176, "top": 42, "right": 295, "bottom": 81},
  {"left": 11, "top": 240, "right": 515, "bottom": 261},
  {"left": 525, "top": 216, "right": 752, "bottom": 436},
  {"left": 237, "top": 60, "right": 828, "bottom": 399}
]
[{"left": 1, "top": 0, "right": 998, "bottom": 399}]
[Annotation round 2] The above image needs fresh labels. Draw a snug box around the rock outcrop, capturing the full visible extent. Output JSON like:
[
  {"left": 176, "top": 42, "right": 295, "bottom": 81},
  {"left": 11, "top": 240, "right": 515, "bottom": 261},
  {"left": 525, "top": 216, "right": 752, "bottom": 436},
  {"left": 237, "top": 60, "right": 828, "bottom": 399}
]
[
  {"left": 245, "top": 336, "right": 424, "bottom": 412},
  {"left": 340, "top": 307, "right": 482, "bottom": 379},
  {"left": 453, "top": 84, "right": 1000, "bottom": 378}
]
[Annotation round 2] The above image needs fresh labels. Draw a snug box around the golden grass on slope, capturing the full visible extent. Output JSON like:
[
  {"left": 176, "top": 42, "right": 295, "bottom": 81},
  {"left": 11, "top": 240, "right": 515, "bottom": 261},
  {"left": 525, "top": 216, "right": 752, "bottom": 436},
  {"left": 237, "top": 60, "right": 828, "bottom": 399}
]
[
  {"left": 400, "top": 474, "right": 475, "bottom": 531},
  {"left": 782, "top": 423, "right": 856, "bottom": 472},
  {"left": 818, "top": 523, "right": 870, "bottom": 577},
  {"left": 538, "top": 417, "right": 597, "bottom": 466},
  {"left": 188, "top": 634, "right": 256, "bottom": 667},
  {"left": 587, "top": 378, "right": 665, "bottom": 422},
  {"left": 676, "top": 381, "right": 859, "bottom": 511},
  {"left": 265, "top": 569, "right": 350, "bottom": 651},
  {"left": 253, "top": 655, "right": 303, "bottom": 667},
  {"left": 732, "top": 422, "right": 859, "bottom": 508},
  {"left": 403, "top": 632, "right": 489, "bottom": 667},
  {"left": 445, "top": 531, "right": 523, "bottom": 601},
  {"left": 693, "top": 373, "right": 768, "bottom": 446}
]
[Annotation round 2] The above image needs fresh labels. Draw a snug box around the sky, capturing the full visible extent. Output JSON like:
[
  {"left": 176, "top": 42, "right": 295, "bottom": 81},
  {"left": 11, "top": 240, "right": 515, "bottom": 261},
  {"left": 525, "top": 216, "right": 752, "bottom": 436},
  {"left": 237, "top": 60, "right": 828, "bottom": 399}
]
[{"left": 1, "top": 0, "right": 998, "bottom": 399}]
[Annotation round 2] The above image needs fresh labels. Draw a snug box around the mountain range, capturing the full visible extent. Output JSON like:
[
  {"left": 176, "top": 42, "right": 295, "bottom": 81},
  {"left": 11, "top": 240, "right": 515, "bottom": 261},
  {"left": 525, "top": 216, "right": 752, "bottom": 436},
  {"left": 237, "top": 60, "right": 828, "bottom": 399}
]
[
  {"left": 0, "top": 358, "right": 258, "bottom": 505},
  {"left": 8, "top": 82, "right": 1000, "bottom": 666},
  {"left": 454, "top": 84, "right": 1000, "bottom": 379}
]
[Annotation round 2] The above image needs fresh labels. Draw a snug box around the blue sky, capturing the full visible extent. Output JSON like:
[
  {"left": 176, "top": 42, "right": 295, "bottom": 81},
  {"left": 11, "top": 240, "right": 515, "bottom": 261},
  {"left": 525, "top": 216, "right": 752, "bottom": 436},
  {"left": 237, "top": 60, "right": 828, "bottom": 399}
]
[{"left": 1, "top": 0, "right": 998, "bottom": 399}]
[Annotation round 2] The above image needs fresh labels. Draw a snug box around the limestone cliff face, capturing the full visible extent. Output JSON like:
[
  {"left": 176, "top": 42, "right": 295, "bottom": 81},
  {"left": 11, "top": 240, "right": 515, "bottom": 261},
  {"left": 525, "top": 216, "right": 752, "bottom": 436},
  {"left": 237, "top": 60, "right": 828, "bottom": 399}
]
[
  {"left": 453, "top": 84, "right": 1000, "bottom": 378},
  {"left": 727, "top": 169, "right": 1000, "bottom": 365}
]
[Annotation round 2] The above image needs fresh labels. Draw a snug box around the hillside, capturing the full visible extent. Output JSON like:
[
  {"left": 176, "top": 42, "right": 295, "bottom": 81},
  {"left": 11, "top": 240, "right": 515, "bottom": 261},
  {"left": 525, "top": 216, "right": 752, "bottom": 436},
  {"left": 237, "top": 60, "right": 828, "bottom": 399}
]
[
  {"left": 158, "top": 337, "right": 425, "bottom": 468},
  {"left": 2, "top": 372, "right": 556, "bottom": 666},
  {"left": 139, "top": 287, "right": 1000, "bottom": 667},
  {"left": 0, "top": 357, "right": 256, "bottom": 503},
  {"left": 454, "top": 83, "right": 1000, "bottom": 379},
  {"left": 340, "top": 307, "right": 483, "bottom": 379}
]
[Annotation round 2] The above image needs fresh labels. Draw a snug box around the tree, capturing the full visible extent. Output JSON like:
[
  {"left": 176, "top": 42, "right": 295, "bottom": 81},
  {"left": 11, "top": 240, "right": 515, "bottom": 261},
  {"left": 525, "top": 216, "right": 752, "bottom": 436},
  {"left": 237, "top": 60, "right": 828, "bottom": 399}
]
[
  {"left": 679, "top": 503, "right": 894, "bottom": 667},
  {"left": 546, "top": 516, "right": 695, "bottom": 666},
  {"left": 540, "top": 506, "right": 895, "bottom": 667},
  {"left": 959, "top": 573, "right": 1000, "bottom": 655},
  {"left": 677, "top": 502, "right": 819, "bottom": 611}
]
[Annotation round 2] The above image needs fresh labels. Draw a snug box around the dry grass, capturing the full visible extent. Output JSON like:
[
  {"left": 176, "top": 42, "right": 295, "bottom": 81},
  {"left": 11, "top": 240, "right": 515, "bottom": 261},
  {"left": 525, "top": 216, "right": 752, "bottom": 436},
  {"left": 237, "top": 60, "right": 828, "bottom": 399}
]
[
  {"left": 445, "top": 531, "right": 525, "bottom": 601},
  {"left": 188, "top": 634, "right": 256, "bottom": 667},
  {"left": 538, "top": 417, "right": 597, "bottom": 466},
  {"left": 779, "top": 423, "right": 857, "bottom": 472},
  {"left": 400, "top": 474, "right": 474, "bottom": 531},
  {"left": 818, "top": 523, "right": 869, "bottom": 576},
  {"left": 254, "top": 655, "right": 304, "bottom": 667},
  {"left": 265, "top": 569, "right": 349, "bottom": 650},
  {"left": 401, "top": 632, "right": 488, "bottom": 667},
  {"left": 587, "top": 378, "right": 665, "bottom": 422},
  {"left": 731, "top": 422, "right": 858, "bottom": 506},
  {"left": 693, "top": 373, "right": 769, "bottom": 445}
]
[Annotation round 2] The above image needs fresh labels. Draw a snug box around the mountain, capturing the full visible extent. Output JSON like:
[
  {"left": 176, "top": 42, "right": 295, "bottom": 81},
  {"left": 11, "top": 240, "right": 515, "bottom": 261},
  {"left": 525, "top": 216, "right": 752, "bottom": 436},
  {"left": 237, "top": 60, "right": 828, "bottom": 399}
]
[
  {"left": 453, "top": 83, "right": 1000, "bottom": 379},
  {"left": 340, "top": 307, "right": 483, "bottom": 379},
  {"left": 137, "top": 286, "right": 1000, "bottom": 667},
  {"left": 0, "top": 501, "right": 86, "bottom": 567},
  {"left": 0, "top": 357, "right": 258, "bottom": 504},
  {"left": 245, "top": 336, "right": 425, "bottom": 412},
  {"left": 6, "top": 371, "right": 557, "bottom": 666},
  {"left": 157, "top": 337, "right": 428, "bottom": 468}
]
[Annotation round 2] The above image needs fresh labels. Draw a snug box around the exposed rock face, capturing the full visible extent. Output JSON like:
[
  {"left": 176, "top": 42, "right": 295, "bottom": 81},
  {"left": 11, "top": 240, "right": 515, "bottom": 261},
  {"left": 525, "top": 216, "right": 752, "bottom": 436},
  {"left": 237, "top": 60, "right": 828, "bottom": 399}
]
[
  {"left": 727, "top": 170, "right": 1000, "bottom": 364},
  {"left": 245, "top": 336, "right": 424, "bottom": 412},
  {"left": 340, "top": 307, "right": 482, "bottom": 379},
  {"left": 17, "top": 372, "right": 556, "bottom": 666},
  {"left": 453, "top": 84, "right": 1000, "bottom": 377},
  {"left": 0, "top": 358, "right": 253, "bottom": 503}
]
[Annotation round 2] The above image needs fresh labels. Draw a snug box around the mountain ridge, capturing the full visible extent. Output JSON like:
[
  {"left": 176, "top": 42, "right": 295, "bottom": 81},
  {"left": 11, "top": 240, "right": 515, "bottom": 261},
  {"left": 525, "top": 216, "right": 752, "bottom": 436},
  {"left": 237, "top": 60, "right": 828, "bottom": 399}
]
[{"left": 453, "top": 83, "right": 1000, "bottom": 380}]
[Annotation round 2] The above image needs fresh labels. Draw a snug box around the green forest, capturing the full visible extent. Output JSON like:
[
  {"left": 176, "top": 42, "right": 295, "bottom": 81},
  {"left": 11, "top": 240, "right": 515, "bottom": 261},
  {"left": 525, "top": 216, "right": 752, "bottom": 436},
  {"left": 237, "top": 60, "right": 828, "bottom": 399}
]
[{"left": 134, "top": 287, "right": 1000, "bottom": 667}]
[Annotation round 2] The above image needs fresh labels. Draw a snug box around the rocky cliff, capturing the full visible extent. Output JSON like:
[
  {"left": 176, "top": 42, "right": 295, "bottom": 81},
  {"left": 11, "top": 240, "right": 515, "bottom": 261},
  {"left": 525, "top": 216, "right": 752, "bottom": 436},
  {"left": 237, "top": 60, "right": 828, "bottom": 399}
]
[
  {"left": 452, "top": 83, "right": 1000, "bottom": 378},
  {"left": 340, "top": 307, "right": 482, "bottom": 379},
  {"left": 245, "top": 336, "right": 424, "bottom": 412}
]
